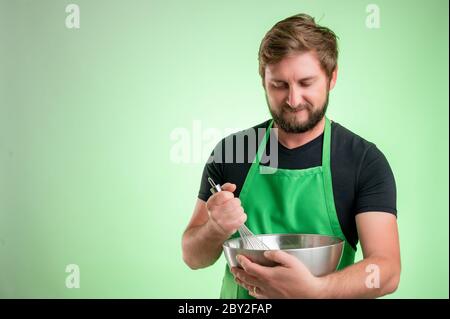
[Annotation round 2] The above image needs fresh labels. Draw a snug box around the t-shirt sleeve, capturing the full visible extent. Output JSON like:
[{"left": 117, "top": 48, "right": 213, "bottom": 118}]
[
  {"left": 355, "top": 144, "right": 397, "bottom": 216},
  {"left": 197, "top": 140, "right": 225, "bottom": 202}
]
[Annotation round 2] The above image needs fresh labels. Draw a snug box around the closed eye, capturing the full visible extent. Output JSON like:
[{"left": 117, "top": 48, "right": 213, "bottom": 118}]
[{"left": 271, "top": 82, "right": 288, "bottom": 89}]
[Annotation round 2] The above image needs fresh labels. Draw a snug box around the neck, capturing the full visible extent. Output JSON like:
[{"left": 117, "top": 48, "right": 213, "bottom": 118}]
[{"left": 273, "top": 117, "right": 326, "bottom": 149}]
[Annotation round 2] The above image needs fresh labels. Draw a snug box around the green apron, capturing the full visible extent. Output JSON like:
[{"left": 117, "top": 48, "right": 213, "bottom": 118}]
[{"left": 220, "top": 117, "right": 356, "bottom": 299}]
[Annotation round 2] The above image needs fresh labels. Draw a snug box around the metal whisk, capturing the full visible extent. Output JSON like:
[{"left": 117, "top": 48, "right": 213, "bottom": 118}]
[{"left": 208, "top": 177, "right": 271, "bottom": 250}]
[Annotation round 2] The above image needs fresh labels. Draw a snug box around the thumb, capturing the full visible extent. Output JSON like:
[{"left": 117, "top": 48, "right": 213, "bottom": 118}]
[
  {"left": 263, "top": 250, "right": 298, "bottom": 268},
  {"left": 220, "top": 183, "right": 236, "bottom": 193}
]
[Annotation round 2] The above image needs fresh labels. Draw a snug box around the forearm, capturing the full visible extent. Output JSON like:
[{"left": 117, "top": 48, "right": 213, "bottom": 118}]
[
  {"left": 319, "top": 256, "right": 401, "bottom": 298},
  {"left": 182, "top": 221, "right": 229, "bottom": 270}
]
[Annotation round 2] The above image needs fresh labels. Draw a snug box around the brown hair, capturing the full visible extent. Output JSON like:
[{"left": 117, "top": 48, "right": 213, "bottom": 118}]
[{"left": 258, "top": 13, "right": 338, "bottom": 81}]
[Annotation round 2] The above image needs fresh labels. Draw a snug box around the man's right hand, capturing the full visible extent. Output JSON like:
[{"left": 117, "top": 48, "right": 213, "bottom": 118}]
[{"left": 206, "top": 183, "right": 247, "bottom": 237}]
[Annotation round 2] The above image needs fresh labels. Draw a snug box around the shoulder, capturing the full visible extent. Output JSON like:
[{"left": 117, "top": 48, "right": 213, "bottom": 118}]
[
  {"left": 331, "top": 120, "right": 396, "bottom": 213},
  {"left": 330, "top": 121, "right": 390, "bottom": 168},
  {"left": 330, "top": 120, "right": 395, "bottom": 188},
  {"left": 331, "top": 121, "right": 377, "bottom": 155}
]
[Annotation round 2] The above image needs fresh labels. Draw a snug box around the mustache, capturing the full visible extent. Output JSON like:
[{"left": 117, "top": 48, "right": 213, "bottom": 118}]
[{"left": 281, "top": 102, "right": 313, "bottom": 112}]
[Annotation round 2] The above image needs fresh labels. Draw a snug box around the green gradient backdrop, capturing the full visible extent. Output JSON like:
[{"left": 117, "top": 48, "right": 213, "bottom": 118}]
[{"left": 0, "top": 0, "right": 448, "bottom": 298}]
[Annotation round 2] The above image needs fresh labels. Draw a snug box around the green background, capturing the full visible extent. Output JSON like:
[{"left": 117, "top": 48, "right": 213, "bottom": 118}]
[{"left": 0, "top": 0, "right": 448, "bottom": 298}]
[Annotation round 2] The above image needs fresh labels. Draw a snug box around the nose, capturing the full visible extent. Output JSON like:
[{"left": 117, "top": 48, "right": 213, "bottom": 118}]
[{"left": 286, "top": 86, "right": 305, "bottom": 108}]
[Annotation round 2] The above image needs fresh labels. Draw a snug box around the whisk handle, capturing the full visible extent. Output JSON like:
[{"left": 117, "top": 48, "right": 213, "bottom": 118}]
[{"left": 208, "top": 177, "right": 222, "bottom": 194}]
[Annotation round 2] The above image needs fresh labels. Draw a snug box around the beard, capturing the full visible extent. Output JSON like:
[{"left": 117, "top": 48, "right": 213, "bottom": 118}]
[{"left": 266, "top": 92, "right": 329, "bottom": 133}]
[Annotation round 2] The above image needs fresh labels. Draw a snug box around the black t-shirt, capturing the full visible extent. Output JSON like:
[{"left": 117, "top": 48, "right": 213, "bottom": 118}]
[{"left": 198, "top": 119, "right": 397, "bottom": 250}]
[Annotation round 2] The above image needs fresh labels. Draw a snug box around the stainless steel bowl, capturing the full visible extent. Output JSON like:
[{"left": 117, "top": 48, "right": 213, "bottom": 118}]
[{"left": 223, "top": 233, "right": 344, "bottom": 276}]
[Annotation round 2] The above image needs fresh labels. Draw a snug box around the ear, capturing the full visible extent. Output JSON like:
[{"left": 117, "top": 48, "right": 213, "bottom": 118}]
[{"left": 329, "top": 65, "right": 338, "bottom": 90}]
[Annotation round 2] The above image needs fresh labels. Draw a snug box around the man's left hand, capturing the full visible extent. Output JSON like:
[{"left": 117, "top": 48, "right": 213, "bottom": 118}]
[{"left": 231, "top": 250, "right": 326, "bottom": 299}]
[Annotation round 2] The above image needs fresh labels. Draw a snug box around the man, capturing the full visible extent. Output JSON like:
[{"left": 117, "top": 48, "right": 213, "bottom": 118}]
[{"left": 182, "top": 13, "right": 400, "bottom": 299}]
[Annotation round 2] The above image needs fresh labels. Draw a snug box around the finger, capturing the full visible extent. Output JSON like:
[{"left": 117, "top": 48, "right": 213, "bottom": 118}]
[
  {"left": 219, "top": 198, "right": 242, "bottom": 214},
  {"left": 221, "top": 216, "right": 247, "bottom": 234},
  {"left": 219, "top": 208, "right": 245, "bottom": 226},
  {"left": 248, "top": 286, "right": 267, "bottom": 299},
  {"left": 220, "top": 183, "right": 236, "bottom": 193},
  {"left": 232, "top": 267, "right": 261, "bottom": 287},
  {"left": 232, "top": 270, "right": 254, "bottom": 292},
  {"left": 234, "top": 277, "right": 244, "bottom": 287},
  {"left": 213, "top": 206, "right": 245, "bottom": 228},
  {"left": 208, "top": 190, "right": 235, "bottom": 206},
  {"left": 263, "top": 250, "right": 298, "bottom": 268},
  {"left": 237, "top": 255, "right": 270, "bottom": 278},
  {"left": 214, "top": 203, "right": 245, "bottom": 227}
]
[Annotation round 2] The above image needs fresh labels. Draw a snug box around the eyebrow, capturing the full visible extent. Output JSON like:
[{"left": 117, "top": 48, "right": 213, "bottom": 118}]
[{"left": 271, "top": 76, "right": 317, "bottom": 82}]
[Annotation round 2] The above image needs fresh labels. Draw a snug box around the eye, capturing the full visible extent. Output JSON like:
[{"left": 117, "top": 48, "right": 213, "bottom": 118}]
[
  {"left": 271, "top": 82, "right": 287, "bottom": 89},
  {"left": 300, "top": 81, "right": 312, "bottom": 87}
]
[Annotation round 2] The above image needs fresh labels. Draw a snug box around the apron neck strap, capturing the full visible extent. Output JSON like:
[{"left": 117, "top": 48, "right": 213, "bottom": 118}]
[{"left": 322, "top": 117, "right": 331, "bottom": 167}]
